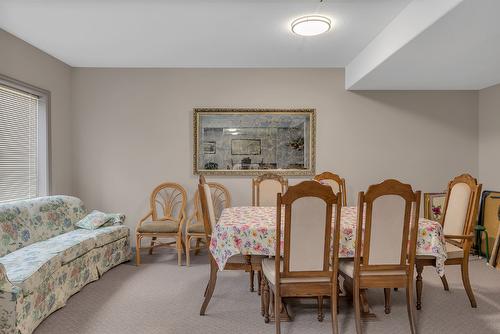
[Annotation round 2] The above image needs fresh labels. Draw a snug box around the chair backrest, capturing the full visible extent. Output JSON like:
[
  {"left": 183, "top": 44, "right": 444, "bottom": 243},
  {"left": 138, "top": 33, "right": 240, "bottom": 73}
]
[
  {"left": 314, "top": 171, "right": 347, "bottom": 206},
  {"left": 276, "top": 180, "right": 341, "bottom": 281},
  {"left": 252, "top": 173, "right": 288, "bottom": 206},
  {"left": 354, "top": 179, "right": 420, "bottom": 275},
  {"left": 192, "top": 182, "right": 231, "bottom": 224},
  {"left": 441, "top": 174, "right": 482, "bottom": 247},
  {"left": 150, "top": 182, "right": 187, "bottom": 223},
  {"left": 198, "top": 176, "right": 217, "bottom": 238}
]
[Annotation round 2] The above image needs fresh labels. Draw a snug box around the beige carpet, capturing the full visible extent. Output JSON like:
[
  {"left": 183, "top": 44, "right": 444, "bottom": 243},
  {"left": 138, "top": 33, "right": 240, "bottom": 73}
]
[{"left": 35, "top": 249, "right": 500, "bottom": 334}]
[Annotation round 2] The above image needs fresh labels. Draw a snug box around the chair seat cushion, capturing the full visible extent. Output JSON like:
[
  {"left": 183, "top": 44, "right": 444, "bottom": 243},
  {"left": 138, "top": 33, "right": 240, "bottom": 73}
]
[
  {"left": 187, "top": 223, "right": 205, "bottom": 234},
  {"left": 261, "top": 258, "right": 331, "bottom": 284},
  {"left": 339, "top": 261, "right": 406, "bottom": 278},
  {"left": 445, "top": 242, "right": 464, "bottom": 259},
  {"left": 137, "top": 220, "right": 179, "bottom": 233}
]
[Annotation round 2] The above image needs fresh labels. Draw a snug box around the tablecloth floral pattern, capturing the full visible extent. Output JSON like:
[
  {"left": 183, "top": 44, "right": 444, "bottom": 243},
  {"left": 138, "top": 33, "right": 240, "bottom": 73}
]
[{"left": 209, "top": 206, "right": 447, "bottom": 276}]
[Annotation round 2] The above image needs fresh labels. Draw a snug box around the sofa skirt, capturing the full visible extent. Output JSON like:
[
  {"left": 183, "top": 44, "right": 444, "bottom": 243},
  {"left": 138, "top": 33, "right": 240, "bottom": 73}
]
[{"left": 2, "top": 236, "right": 131, "bottom": 334}]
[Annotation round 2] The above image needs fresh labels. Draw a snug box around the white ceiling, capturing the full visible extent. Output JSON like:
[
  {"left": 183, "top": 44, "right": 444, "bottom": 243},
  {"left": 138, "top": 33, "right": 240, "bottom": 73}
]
[
  {"left": 347, "top": 0, "right": 500, "bottom": 90},
  {"left": 0, "top": 0, "right": 411, "bottom": 67}
]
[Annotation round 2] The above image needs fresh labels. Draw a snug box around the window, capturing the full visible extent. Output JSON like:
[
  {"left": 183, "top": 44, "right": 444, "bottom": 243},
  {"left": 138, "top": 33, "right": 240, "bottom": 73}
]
[{"left": 0, "top": 75, "right": 49, "bottom": 203}]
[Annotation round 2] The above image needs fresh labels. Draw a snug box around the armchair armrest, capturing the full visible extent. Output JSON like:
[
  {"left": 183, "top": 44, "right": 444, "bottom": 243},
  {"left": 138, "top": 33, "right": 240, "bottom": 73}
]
[
  {"left": 135, "top": 211, "right": 153, "bottom": 232},
  {"left": 0, "top": 263, "right": 19, "bottom": 293},
  {"left": 444, "top": 233, "right": 474, "bottom": 240},
  {"left": 178, "top": 209, "right": 187, "bottom": 231},
  {"left": 186, "top": 210, "right": 197, "bottom": 228}
]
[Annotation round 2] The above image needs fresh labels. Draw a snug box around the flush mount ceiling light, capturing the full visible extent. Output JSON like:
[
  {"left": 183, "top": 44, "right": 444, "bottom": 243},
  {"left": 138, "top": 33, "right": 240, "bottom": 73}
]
[{"left": 291, "top": 15, "right": 331, "bottom": 37}]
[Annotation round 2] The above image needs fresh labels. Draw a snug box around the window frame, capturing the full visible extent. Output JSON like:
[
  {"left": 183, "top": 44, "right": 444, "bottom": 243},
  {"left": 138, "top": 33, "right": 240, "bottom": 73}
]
[{"left": 0, "top": 73, "right": 51, "bottom": 200}]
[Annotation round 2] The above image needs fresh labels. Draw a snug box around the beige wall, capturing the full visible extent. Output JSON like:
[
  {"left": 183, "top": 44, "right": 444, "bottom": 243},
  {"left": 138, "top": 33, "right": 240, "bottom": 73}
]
[
  {"left": 71, "top": 68, "right": 478, "bottom": 237},
  {"left": 479, "top": 83, "right": 500, "bottom": 190},
  {"left": 0, "top": 29, "right": 73, "bottom": 195}
]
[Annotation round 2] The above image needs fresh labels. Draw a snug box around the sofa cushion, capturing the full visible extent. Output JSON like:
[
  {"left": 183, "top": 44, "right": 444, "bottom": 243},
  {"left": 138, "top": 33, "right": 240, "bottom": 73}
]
[
  {"left": 36, "top": 229, "right": 97, "bottom": 264},
  {"left": 0, "top": 226, "right": 129, "bottom": 294},
  {"left": 0, "top": 243, "right": 62, "bottom": 293},
  {"left": 89, "top": 226, "right": 130, "bottom": 247}
]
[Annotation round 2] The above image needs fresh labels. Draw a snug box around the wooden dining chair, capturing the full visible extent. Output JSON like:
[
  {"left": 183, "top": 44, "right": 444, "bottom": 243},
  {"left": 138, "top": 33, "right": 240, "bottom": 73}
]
[
  {"left": 314, "top": 171, "right": 347, "bottom": 206},
  {"left": 415, "top": 174, "right": 482, "bottom": 309},
  {"left": 339, "top": 179, "right": 421, "bottom": 334},
  {"left": 135, "top": 182, "right": 187, "bottom": 266},
  {"left": 198, "top": 176, "right": 253, "bottom": 315},
  {"left": 252, "top": 173, "right": 288, "bottom": 207},
  {"left": 261, "top": 180, "right": 342, "bottom": 334},
  {"left": 185, "top": 182, "right": 231, "bottom": 266}
]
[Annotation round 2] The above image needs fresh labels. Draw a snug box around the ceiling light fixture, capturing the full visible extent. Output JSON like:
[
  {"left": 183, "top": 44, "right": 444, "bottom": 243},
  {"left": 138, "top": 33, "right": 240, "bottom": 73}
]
[{"left": 291, "top": 15, "right": 331, "bottom": 37}]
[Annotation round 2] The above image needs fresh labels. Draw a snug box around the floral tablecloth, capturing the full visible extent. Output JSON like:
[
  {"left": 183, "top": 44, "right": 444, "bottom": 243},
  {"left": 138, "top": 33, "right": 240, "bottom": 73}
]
[{"left": 209, "top": 206, "right": 447, "bottom": 276}]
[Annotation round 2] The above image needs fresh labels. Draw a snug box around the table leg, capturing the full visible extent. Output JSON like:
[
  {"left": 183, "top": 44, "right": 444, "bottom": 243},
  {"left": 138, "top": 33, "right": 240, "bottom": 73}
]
[{"left": 416, "top": 262, "right": 424, "bottom": 310}]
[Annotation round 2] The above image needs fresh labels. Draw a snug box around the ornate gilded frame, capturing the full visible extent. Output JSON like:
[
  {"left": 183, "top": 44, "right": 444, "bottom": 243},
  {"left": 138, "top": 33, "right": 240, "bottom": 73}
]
[{"left": 193, "top": 108, "right": 316, "bottom": 176}]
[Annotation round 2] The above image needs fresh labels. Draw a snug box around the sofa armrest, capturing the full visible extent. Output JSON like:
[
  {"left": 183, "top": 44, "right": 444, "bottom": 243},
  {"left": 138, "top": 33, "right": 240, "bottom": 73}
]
[{"left": 0, "top": 263, "right": 19, "bottom": 293}]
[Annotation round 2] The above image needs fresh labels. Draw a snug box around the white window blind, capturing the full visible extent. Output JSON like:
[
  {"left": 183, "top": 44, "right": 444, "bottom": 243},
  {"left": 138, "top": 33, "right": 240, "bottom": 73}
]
[{"left": 0, "top": 84, "right": 40, "bottom": 203}]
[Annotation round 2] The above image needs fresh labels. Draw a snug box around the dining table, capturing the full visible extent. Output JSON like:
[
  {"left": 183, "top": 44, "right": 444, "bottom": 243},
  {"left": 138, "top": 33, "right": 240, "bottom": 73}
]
[{"left": 208, "top": 205, "right": 448, "bottom": 319}]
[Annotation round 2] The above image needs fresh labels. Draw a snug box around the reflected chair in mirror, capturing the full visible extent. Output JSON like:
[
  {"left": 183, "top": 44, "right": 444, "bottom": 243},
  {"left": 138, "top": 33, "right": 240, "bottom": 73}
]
[
  {"left": 415, "top": 174, "right": 482, "bottom": 309},
  {"left": 423, "top": 192, "right": 447, "bottom": 222},
  {"left": 252, "top": 173, "right": 288, "bottom": 207},
  {"left": 185, "top": 182, "right": 231, "bottom": 266},
  {"left": 199, "top": 176, "right": 253, "bottom": 315},
  {"left": 135, "top": 182, "right": 187, "bottom": 266},
  {"left": 261, "top": 180, "right": 342, "bottom": 334},
  {"left": 313, "top": 172, "right": 348, "bottom": 206},
  {"left": 339, "top": 179, "right": 421, "bottom": 334}
]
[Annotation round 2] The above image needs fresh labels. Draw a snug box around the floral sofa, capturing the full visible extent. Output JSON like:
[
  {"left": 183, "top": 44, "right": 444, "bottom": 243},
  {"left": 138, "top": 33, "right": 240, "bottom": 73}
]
[{"left": 0, "top": 196, "right": 131, "bottom": 334}]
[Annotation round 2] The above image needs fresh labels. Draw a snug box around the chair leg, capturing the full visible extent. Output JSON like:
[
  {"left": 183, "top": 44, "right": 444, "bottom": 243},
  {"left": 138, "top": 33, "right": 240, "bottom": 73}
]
[
  {"left": 195, "top": 239, "right": 201, "bottom": 255},
  {"left": 353, "top": 283, "right": 362, "bottom": 334},
  {"left": 203, "top": 281, "right": 209, "bottom": 297},
  {"left": 258, "top": 270, "right": 262, "bottom": 296},
  {"left": 440, "top": 274, "right": 450, "bottom": 291},
  {"left": 249, "top": 270, "right": 255, "bottom": 292},
  {"left": 181, "top": 238, "right": 186, "bottom": 254},
  {"left": 406, "top": 280, "right": 417, "bottom": 334},
  {"left": 331, "top": 279, "right": 339, "bottom": 334},
  {"left": 200, "top": 258, "right": 218, "bottom": 315},
  {"left": 149, "top": 236, "right": 156, "bottom": 255},
  {"left": 177, "top": 236, "right": 183, "bottom": 266},
  {"left": 260, "top": 273, "right": 265, "bottom": 316},
  {"left": 461, "top": 258, "right": 477, "bottom": 308},
  {"left": 263, "top": 278, "right": 270, "bottom": 323},
  {"left": 135, "top": 234, "right": 142, "bottom": 266},
  {"left": 275, "top": 289, "right": 281, "bottom": 334},
  {"left": 416, "top": 262, "right": 424, "bottom": 310},
  {"left": 186, "top": 235, "right": 191, "bottom": 267},
  {"left": 317, "top": 296, "right": 324, "bottom": 322},
  {"left": 384, "top": 288, "right": 391, "bottom": 314},
  {"left": 484, "top": 231, "right": 490, "bottom": 261}
]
